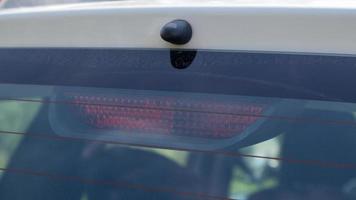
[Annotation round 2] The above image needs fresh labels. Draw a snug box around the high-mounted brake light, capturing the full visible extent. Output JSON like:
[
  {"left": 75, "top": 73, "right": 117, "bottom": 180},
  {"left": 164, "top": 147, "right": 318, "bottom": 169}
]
[
  {"left": 49, "top": 88, "right": 282, "bottom": 150},
  {"left": 69, "top": 94, "right": 266, "bottom": 139}
]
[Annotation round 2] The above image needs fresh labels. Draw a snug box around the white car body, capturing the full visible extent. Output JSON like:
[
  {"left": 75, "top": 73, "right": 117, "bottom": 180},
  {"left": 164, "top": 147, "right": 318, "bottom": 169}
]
[{"left": 0, "top": 0, "right": 356, "bottom": 55}]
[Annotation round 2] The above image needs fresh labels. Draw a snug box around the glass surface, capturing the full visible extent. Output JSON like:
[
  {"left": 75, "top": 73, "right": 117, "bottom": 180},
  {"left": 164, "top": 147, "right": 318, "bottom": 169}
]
[{"left": 0, "top": 49, "right": 355, "bottom": 200}]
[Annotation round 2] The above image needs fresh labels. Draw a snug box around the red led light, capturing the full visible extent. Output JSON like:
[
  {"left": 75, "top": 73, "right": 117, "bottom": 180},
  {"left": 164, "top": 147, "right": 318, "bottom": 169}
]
[{"left": 66, "top": 94, "right": 266, "bottom": 139}]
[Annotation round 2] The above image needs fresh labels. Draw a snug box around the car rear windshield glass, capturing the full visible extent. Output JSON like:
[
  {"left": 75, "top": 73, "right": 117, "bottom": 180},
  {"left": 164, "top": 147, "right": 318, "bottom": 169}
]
[{"left": 0, "top": 48, "right": 355, "bottom": 200}]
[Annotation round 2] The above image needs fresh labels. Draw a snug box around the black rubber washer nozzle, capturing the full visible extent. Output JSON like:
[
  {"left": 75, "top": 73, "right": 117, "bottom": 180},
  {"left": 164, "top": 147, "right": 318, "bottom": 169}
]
[{"left": 160, "top": 20, "right": 193, "bottom": 45}]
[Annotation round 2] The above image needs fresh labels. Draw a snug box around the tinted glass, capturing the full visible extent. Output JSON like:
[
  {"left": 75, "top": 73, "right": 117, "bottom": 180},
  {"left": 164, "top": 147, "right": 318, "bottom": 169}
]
[{"left": 0, "top": 49, "right": 355, "bottom": 200}]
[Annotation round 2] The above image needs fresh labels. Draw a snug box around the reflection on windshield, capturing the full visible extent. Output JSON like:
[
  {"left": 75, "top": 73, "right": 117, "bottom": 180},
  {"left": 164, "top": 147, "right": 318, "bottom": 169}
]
[{"left": 0, "top": 84, "right": 355, "bottom": 199}]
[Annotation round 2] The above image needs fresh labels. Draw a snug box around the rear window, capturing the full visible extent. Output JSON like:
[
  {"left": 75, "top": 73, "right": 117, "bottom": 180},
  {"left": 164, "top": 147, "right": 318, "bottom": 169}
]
[{"left": 0, "top": 48, "right": 355, "bottom": 200}]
